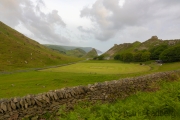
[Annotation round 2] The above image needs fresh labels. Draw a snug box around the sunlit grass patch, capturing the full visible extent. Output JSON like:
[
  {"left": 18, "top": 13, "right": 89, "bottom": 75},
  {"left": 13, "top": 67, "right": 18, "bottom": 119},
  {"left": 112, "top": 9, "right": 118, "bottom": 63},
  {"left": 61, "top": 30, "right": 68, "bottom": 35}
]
[{"left": 41, "top": 63, "right": 150, "bottom": 74}]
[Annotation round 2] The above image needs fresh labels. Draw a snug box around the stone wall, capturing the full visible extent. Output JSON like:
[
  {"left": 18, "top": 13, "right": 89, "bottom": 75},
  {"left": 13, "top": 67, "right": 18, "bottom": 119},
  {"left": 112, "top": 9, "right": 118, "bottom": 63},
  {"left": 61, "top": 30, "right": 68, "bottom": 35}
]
[{"left": 0, "top": 71, "right": 180, "bottom": 120}]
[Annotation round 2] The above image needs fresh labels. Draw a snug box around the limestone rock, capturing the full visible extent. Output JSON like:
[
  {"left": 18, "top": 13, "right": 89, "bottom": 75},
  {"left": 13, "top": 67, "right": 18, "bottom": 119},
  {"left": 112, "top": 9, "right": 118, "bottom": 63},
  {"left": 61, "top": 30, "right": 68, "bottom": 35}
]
[{"left": 1, "top": 102, "right": 7, "bottom": 112}]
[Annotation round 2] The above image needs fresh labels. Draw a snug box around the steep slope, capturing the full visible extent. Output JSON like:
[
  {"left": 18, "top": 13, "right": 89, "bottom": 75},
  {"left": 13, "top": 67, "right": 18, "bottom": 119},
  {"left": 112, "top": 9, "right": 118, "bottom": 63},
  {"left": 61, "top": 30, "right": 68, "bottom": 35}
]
[
  {"left": 0, "top": 21, "right": 80, "bottom": 71},
  {"left": 83, "top": 48, "right": 98, "bottom": 58},
  {"left": 104, "top": 36, "right": 180, "bottom": 58}
]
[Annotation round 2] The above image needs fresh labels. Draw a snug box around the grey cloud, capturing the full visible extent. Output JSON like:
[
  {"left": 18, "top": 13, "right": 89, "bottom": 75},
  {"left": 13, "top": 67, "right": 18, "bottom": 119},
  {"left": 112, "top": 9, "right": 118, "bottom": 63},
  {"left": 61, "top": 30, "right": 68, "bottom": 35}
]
[
  {"left": 80, "top": 0, "right": 180, "bottom": 41},
  {"left": 78, "top": 26, "right": 93, "bottom": 33},
  {"left": 0, "top": 0, "right": 69, "bottom": 44}
]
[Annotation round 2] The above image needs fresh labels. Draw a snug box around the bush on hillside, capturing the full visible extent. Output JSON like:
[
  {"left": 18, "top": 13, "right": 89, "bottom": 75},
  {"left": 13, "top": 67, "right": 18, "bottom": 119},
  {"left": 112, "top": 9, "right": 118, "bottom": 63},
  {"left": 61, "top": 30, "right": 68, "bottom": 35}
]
[
  {"left": 150, "top": 45, "right": 168, "bottom": 60},
  {"left": 114, "top": 54, "right": 120, "bottom": 60},
  {"left": 160, "top": 45, "right": 180, "bottom": 62},
  {"left": 141, "top": 51, "right": 151, "bottom": 62}
]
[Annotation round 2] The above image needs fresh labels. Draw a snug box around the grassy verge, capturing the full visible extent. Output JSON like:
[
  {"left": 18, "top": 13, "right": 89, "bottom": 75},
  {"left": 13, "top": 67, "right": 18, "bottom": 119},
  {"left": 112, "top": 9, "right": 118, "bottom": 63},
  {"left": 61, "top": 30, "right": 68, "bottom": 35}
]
[{"left": 57, "top": 78, "right": 180, "bottom": 120}]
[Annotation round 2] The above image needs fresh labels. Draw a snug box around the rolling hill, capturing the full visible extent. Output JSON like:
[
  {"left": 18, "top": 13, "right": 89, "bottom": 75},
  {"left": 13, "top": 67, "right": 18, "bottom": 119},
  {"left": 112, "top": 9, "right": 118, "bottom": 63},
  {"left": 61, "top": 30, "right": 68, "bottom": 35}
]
[
  {"left": 66, "top": 48, "right": 86, "bottom": 57},
  {"left": 44, "top": 44, "right": 102, "bottom": 54},
  {"left": 104, "top": 36, "right": 180, "bottom": 58},
  {"left": 0, "top": 21, "right": 81, "bottom": 71},
  {"left": 83, "top": 48, "right": 98, "bottom": 58}
]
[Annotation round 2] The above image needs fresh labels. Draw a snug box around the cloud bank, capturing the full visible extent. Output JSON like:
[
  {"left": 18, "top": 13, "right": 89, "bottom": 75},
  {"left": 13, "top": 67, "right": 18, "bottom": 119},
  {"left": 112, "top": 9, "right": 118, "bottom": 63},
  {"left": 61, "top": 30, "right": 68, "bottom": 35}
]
[
  {"left": 0, "top": 0, "right": 69, "bottom": 43},
  {"left": 80, "top": 0, "right": 180, "bottom": 41}
]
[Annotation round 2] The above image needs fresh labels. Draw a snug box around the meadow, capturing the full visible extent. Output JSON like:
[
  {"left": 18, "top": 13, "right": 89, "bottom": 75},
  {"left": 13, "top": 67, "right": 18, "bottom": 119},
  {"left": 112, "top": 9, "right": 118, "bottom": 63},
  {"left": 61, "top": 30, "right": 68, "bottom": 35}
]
[{"left": 0, "top": 60, "right": 180, "bottom": 98}]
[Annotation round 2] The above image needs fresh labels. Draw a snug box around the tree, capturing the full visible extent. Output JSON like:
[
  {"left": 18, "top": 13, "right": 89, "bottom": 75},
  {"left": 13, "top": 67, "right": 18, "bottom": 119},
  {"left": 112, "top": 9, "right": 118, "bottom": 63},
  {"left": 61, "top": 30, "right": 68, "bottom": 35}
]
[
  {"left": 98, "top": 55, "right": 104, "bottom": 60},
  {"left": 122, "top": 53, "right": 133, "bottom": 62},
  {"left": 150, "top": 45, "right": 168, "bottom": 60},
  {"left": 114, "top": 54, "right": 120, "bottom": 60},
  {"left": 133, "top": 52, "right": 142, "bottom": 62},
  {"left": 141, "top": 52, "right": 151, "bottom": 62},
  {"left": 160, "top": 45, "right": 180, "bottom": 62}
]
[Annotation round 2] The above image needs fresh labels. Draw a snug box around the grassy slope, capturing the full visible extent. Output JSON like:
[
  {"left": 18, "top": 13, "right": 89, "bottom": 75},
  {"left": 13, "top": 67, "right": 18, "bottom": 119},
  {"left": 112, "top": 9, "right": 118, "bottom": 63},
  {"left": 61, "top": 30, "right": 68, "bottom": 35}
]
[
  {"left": 104, "top": 37, "right": 180, "bottom": 57},
  {"left": 83, "top": 48, "right": 98, "bottom": 58},
  {"left": 0, "top": 21, "right": 81, "bottom": 71}
]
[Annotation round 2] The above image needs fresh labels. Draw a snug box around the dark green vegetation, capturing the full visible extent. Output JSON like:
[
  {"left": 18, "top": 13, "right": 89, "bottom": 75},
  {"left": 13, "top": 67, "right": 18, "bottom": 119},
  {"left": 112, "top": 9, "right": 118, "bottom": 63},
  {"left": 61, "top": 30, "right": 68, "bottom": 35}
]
[
  {"left": 105, "top": 36, "right": 180, "bottom": 62},
  {"left": 160, "top": 45, "right": 180, "bottom": 62},
  {"left": 0, "top": 21, "right": 81, "bottom": 71},
  {"left": 44, "top": 44, "right": 102, "bottom": 58},
  {"left": 58, "top": 77, "right": 180, "bottom": 120}
]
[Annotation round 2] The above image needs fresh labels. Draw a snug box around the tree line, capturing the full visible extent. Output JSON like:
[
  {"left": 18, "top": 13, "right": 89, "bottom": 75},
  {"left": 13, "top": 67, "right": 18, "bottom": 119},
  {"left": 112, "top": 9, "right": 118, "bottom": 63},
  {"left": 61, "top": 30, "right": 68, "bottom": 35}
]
[{"left": 114, "top": 44, "right": 180, "bottom": 63}]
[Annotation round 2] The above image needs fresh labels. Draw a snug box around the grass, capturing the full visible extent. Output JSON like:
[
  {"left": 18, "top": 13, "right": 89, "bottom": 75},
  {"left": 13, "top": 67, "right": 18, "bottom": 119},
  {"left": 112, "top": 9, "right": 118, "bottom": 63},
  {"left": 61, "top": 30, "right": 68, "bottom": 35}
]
[
  {"left": 40, "top": 62, "right": 150, "bottom": 74},
  {"left": 57, "top": 78, "right": 180, "bottom": 120},
  {"left": 0, "top": 61, "right": 180, "bottom": 98},
  {"left": 0, "top": 71, "right": 119, "bottom": 98}
]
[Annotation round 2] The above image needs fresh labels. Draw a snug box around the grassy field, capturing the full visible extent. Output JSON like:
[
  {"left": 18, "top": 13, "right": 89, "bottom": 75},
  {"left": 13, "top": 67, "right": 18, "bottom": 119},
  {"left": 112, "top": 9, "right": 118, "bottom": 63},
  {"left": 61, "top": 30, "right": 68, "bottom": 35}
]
[
  {"left": 40, "top": 62, "right": 150, "bottom": 74},
  {"left": 0, "top": 61, "right": 180, "bottom": 98}
]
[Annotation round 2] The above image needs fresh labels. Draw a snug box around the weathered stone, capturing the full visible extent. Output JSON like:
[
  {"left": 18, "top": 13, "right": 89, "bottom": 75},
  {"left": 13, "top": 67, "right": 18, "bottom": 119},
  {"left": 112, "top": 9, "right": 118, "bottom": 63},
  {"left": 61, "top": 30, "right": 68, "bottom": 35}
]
[
  {"left": 7, "top": 102, "right": 12, "bottom": 112},
  {"left": 15, "top": 102, "right": 20, "bottom": 109},
  {"left": 25, "top": 95, "right": 32, "bottom": 106},
  {"left": 1, "top": 102, "right": 7, "bottom": 112},
  {"left": 31, "top": 98, "right": 35, "bottom": 105},
  {"left": 48, "top": 92, "right": 55, "bottom": 101},
  {"left": 56, "top": 90, "right": 62, "bottom": 98},
  {"left": 35, "top": 95, "right": 43, "bottom": 101},
  {"left": 0, "top": 108, "right": 3, "bottom": 113},
  {"left": 42, "top": 94, "right": 50, "bottom": 103},
  {"left": 19, "top": 98, "right": 25, "bottom": 108},
  {"left": 10, "top": 101, "right": 16, "bottom": 110},
  {"left": 34, "top": 99, "right": 42, "bottom": 107},
  {"left": 53, "top": 92, "right": 58, "bottom": 100},
  {"left": 25, "top": 103, "right": 28, "bottom": 109},
  {"left": 13, "top": 98, "right": 18, "bottom": 103},
  {"left": 69, "top": 89, "right": 75, "bottom": 96}
]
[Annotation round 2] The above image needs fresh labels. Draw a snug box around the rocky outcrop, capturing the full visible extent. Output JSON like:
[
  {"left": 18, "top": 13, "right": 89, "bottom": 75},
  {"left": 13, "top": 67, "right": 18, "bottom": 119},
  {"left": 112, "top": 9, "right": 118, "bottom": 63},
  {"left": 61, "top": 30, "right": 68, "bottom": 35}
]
[{"left": 0, "top": 70, "right": 180, "bottom": 119}]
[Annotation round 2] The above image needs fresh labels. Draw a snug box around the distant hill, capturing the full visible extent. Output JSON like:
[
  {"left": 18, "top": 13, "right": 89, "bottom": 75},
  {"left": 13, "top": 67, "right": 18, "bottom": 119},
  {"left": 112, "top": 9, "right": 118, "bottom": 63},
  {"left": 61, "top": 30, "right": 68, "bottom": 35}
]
[
  {"left": 104, "top": 36, "right": 180, "bottom": 58},
  {"left": 0, "top": 21, "right": 81, "bottom": 71},
  {"left": 44, "top": 45, "right": 102, "bottom": 54},
  {"left": 83, "top": 48, "right": 98, "bottom": 58},
  {"left": 66, "top": 48, "right": 86, "bottom": 58}
]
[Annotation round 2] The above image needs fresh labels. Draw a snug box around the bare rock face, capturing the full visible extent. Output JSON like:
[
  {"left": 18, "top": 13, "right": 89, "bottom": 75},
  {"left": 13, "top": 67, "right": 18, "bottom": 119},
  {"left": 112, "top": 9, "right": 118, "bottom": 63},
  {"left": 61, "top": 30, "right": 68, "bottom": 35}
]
[{"left": 151, "top": 36, "right": 158, "bottom": 39}]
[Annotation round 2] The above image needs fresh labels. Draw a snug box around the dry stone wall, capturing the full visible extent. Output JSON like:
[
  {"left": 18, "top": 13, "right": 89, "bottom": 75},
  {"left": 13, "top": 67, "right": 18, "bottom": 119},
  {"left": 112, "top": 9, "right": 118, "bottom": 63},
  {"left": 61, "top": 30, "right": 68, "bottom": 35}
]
[{"left": 0, "top": 71, "right": 180, "bottom": 120}]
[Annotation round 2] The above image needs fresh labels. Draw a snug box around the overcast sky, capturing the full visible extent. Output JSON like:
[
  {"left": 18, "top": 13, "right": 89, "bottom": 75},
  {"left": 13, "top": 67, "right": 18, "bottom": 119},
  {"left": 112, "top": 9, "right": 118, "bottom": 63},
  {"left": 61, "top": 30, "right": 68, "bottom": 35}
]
[{"left": 0, "top": 0, "right": 180, "bottom": 52}]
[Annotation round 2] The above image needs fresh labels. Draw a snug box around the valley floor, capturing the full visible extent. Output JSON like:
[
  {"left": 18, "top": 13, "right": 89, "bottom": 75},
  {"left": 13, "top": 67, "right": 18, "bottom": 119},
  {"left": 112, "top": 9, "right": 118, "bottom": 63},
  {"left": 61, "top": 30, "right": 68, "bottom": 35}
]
[{"left": 0, "top": 61, "right": 180, "bottom": 98}]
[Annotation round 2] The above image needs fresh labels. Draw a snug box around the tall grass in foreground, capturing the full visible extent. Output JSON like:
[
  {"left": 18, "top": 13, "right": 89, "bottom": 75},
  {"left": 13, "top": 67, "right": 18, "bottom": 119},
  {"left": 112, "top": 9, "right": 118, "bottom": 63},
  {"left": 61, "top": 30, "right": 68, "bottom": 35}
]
[{"left": 57, "top": 80, "right": 180, "bottom": 120}]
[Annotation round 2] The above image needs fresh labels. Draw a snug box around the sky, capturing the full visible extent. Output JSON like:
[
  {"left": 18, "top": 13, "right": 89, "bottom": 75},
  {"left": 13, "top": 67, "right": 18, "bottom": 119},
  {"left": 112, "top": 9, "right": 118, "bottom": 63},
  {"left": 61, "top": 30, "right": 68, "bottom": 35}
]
[{"left": 0, "top": 0, "right": 180, "bottom": 52}]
